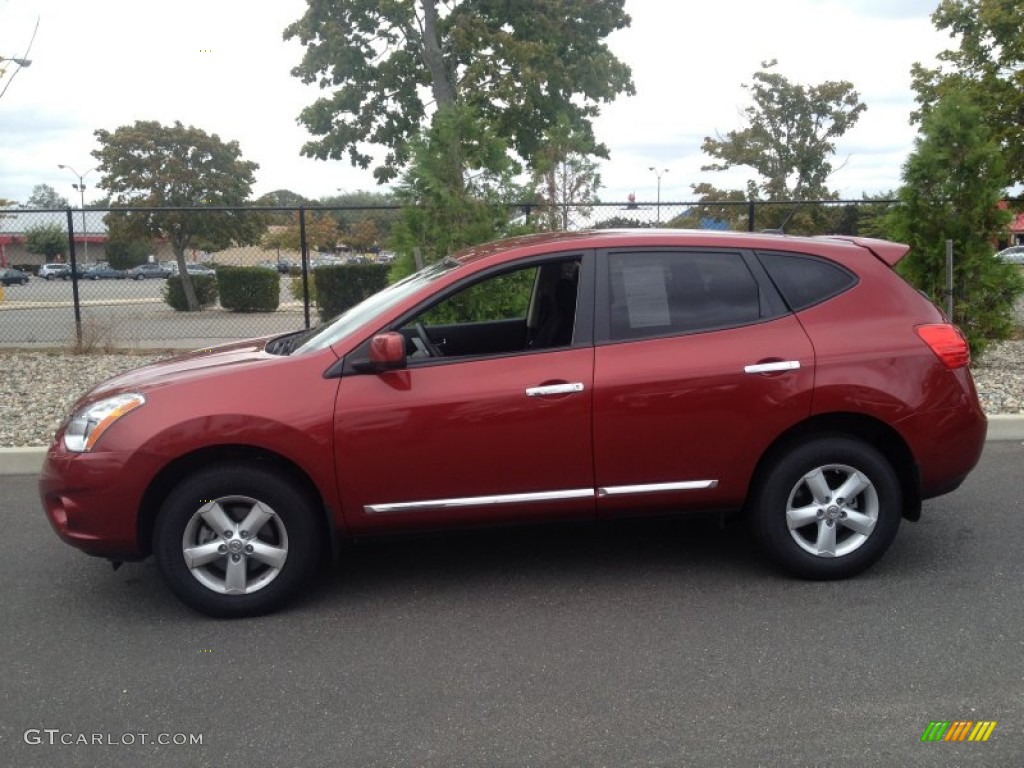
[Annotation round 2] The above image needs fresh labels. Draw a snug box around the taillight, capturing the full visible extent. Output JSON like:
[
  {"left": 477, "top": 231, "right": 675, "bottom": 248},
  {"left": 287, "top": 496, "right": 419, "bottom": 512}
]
[{"left": 916, "top": 324, "right": 970, "bottom": 369}]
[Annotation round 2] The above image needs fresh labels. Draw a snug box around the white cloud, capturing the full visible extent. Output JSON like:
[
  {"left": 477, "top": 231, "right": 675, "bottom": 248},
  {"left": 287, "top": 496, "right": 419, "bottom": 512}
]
[{"left": 0, "top": 0, "right": 951, "bottom": 206}]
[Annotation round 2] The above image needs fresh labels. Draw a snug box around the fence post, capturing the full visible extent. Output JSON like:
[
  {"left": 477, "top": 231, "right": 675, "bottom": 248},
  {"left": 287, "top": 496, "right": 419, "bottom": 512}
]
[
  {"left": 747, "top": 200, "right": 755, "bottom": 232},
  {"left": 66, "top": 207, "right": 82, "bottom": 346},
  {"left": 299, "top": 206, "right": 310, "bottom": 329},
  {"left": 945, "top": 239, "right": 954, "bottom": 319}
]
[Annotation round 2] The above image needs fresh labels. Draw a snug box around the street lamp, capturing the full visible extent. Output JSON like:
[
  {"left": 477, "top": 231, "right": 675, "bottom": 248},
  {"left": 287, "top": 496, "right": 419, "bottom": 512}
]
[
  {"left": 648, "top": 167, "right": 668, "bottom": 225},
  {"left": 57, "top": 164, "right": 97, "bottom": 264},
  {"left": 0, "top": 56, "right": 32, "bottom": 100}
]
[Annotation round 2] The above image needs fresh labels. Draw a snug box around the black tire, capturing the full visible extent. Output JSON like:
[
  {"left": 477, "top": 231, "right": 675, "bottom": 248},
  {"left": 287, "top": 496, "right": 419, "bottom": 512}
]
[
  {"left": 153, "top": 464, "right": 321, "bottom": 617},
  {"left": 135, "top": 274, "right": 144, "bottom": 280},
  {"left": 752, "top": 437, "right": 901, "bottom": 580}
]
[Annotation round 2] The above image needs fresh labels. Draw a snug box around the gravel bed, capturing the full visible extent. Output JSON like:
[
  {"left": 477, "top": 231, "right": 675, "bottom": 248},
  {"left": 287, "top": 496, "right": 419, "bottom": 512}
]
[
  {"left": 1, "top": 351, "right": 172, "bottom": 448},
  {"left": 1, "top": 341, "right": 1021, "bottom": 449}
]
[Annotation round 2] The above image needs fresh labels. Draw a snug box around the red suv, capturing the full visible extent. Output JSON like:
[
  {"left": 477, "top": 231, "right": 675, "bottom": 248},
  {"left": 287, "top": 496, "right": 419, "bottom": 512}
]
[{"left": 39, "top": 230, "right": 986, "bottom": 616}]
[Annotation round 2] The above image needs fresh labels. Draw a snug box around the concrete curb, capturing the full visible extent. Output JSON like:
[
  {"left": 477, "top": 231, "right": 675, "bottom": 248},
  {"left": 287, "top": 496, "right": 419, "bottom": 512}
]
[{"left": 2, "top": 416, "right": 1023, "bottom": 477}]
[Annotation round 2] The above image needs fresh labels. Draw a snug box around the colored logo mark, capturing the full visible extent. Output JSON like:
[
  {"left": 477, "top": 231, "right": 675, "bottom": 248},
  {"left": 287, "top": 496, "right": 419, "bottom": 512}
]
[{"left": 921, "top": 721, "right": 997, "bottom": 742}]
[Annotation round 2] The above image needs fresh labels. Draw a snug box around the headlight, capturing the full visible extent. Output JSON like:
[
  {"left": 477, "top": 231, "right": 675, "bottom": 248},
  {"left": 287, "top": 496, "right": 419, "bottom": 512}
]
[{"left": 63, "top": 393, "right": 146, "bottom": 453}]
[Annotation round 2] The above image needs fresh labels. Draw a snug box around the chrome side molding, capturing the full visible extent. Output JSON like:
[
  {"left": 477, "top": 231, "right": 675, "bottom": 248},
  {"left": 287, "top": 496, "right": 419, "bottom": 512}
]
[
  {"left": 365, "top": 480, "right": 719, "bottom": 514},
  {"left": 365, "top": 488, "right": 593, "bottom": 514},
  {"left": 597, "top": 480, "right": 718, "bottom": 496}
]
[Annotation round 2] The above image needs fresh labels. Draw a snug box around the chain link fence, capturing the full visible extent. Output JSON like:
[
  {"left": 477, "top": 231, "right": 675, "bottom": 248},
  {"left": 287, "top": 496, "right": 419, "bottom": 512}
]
[{"left": 0, "top": 200, "right": 894, "bottom": 350}]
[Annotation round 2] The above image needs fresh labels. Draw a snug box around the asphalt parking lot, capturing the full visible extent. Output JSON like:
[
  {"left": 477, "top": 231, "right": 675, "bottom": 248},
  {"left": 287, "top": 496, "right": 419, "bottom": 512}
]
[
  {"left": 1, "top": 443, "right": 1022, "bottom": 767},
  {"left": 0, "top": 276, "right": 307, "bottom": 347}
]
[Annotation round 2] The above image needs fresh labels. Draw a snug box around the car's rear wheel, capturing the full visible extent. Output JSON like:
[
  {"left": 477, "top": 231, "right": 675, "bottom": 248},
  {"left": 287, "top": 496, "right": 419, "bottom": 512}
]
[
  {"left": 153, "top": 465, "right": 321, "bottom": 617},
  {"left": 752, "top": 437, "right": 901, "bottom": 579}
]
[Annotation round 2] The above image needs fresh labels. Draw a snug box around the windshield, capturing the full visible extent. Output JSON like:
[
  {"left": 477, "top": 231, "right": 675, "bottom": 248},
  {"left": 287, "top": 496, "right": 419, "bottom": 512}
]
[{"left": 292, "top": 259, "right": 460, "bottom": 354}]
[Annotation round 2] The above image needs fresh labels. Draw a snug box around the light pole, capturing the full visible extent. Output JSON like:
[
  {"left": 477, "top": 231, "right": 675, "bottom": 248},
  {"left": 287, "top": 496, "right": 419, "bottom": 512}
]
[
  {"left": 648, "top": 167, "right": 668, "bottom": 225},
  {"left": 57, "top": 164, "right": 96, "bottom": 264}
]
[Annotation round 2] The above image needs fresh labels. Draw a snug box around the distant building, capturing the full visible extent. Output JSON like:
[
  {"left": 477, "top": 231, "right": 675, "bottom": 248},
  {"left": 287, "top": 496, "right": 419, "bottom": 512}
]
[
  {"left": 0, "top": 209, "right": 108, "bottom": 266},
  {"left": 1008, "top": 211, "right": 1024, "bottom": 246}
]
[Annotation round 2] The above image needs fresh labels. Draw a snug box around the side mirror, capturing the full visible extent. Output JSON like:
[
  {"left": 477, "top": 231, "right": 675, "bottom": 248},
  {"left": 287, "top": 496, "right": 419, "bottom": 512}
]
[{"left": 367, "top": 332, "right": 407, "bottom": 370}]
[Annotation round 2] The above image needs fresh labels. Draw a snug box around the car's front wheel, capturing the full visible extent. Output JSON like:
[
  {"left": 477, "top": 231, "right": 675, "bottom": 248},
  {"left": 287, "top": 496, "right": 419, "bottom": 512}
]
[
  {"left": 153, "top": 464, "right": 321, "bottom": 617},
  {"left": 752, "top": 437, "right": 901, "bottom": 579}
]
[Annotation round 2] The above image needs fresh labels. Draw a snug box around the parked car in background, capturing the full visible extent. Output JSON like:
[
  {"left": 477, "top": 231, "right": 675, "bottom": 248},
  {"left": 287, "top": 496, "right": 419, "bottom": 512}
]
[
  {"left": 0, "top": 267, "right": 31, "bottom": 285},
  {"left": 37, "top": 263, "right": 70, "bottom": 280},
  {"left": 996, "top": 245, "right": 1024, "bottom": 264},
  {"left": 258, "top": 259, "right": 296, "bottom": 273},
  {"left": 184, "top": 263, "right": 216, "bottom": 277},
  {"left": 82, "top": 264, "right": 127, "bottom": 280},
  {"left": 39, "top": 229, "right": 987, "bottom": 618},
  {"left": 167, "top": 262, "right": 217, "bottom": 277},
  {"left": 125, "top": 263, "right": 172, "bottom": 280}
]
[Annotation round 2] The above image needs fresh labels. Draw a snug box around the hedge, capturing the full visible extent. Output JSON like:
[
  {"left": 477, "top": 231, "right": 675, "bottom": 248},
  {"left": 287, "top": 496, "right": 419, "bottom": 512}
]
[
  {"left": 163, "top": 274, "right": 219, "bottom": 311},
  {"left": 314, "top": 263, "right": 389, "bottom": 322},
  {"left": 216, "top": 266, "right": 280, "bottom": 312}
]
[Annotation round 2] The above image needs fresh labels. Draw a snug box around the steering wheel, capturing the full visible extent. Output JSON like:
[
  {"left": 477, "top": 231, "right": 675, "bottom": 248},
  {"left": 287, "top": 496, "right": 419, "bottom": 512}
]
[{"left": 413, "top": 322, "right": 443, "bottom": 357}]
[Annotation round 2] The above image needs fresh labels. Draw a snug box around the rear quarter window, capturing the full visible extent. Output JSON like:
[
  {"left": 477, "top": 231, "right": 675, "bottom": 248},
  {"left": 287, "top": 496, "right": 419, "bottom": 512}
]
[{"left": 756, "top": 251, "right": 857, "bottom": 311}]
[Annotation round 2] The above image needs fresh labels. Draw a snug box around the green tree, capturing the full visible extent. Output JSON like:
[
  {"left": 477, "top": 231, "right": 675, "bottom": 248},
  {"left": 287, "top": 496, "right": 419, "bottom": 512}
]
[
  {"left": 886, "top": 91, "right": 1023, "bottom": 358},
  {"left": 25, "top": 223, "right": 68, "bottom": 260},
  {"left": 254, "top": 189, "right": 311, "bottom": 224},
  {"left": 318, "top": 190, "right": 401, "bottom": 243},
  {"left": 285, "top": 0, "right": 634, "bottom": 183},
  {"left": 388, "top": 105, "right": 533, "bottom": 279},
  {"left": 105, "top": 239, "right": 151, "bottom": 270},
  {"left": 697, "top": 60, "right": 867, "bottom": 211},
  {"left": 670, "top": 184, "right": 749, "bottom": 231},
  {"left": 262, "top": 211, "right": 339, "bottom": 254},
  {"left": 911, "top": 0, "right": 1024, "bottom": 186},
  {"left": 344, "top": 218, "right": 380, "bottom": 253},
  {"left": 92, "top": 120, "right": 262, "bottom": 310},
  {"left": 26, "top": 183, "right": 69, "bottom": 208},
  {"left": 532, "top": 117, "right": 602, "bottom": 231}
]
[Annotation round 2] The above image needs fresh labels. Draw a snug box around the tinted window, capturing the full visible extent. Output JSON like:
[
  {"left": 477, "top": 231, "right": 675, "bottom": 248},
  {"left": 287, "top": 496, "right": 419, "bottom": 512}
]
[
  {"left": 608, "top": 251, "right": 761, "bottom": 340},
  {"left": 757, "top": 251, "right": 856, "bottom": 311}
]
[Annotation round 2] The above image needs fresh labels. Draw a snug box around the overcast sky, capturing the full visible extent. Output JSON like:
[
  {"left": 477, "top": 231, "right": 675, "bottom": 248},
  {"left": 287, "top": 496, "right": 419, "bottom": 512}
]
[{"left": 0, "top": 0, "right": 949, "bottom": 207}]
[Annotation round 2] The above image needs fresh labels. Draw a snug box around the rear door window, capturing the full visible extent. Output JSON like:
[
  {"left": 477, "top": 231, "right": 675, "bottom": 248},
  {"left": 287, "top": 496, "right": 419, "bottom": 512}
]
[
  {"left": 756, "top": 251, "right": 857, "bottom": 311},
  {"left": 605, "top": 250, "right": 762, "bottom": 341}
]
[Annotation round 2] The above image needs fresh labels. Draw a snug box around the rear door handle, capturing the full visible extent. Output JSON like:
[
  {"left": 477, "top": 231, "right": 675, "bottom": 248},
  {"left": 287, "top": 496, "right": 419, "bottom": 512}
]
[
  {"left": 744, "top": 360, "right": 801, "bottom": 374},
  {"left": 525, "top": 382, "right": 585, "bottom": 397}
]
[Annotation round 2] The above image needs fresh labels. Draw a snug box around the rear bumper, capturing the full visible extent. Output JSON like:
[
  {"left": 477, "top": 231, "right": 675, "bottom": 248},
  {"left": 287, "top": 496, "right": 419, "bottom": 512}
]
[{"left": 897, "top": 399, "right": 987, "bottom": 501}]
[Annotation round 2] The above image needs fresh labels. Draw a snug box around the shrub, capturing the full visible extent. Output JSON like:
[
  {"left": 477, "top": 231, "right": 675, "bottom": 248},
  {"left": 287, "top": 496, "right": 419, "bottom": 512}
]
[
  {"left": 163, "top": 274, "right": 219, "bottom": 311},
  {"left": 216, "top": 265, "right": 279, "bottom": 312},
  {"left": 314, "top": 263, "right": 389, "bottom": 322},
  {"left": 288, "top": 272, "right": 316, "bottom": 305}
]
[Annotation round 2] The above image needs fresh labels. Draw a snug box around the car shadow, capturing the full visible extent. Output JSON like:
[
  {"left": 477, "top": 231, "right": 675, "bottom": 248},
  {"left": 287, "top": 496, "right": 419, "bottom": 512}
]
[{"left": 306, "top": 514, "right": 772, "bottom": 607}]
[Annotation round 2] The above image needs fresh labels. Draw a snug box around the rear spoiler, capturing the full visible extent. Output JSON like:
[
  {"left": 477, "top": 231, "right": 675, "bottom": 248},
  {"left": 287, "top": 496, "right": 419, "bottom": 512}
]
[{"left": 820, "top": 236, "right": 910, "bottom": 267}]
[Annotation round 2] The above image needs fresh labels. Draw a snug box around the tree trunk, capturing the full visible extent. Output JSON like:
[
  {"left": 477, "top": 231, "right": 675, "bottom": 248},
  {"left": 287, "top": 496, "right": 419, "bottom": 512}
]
[
  {"left": 419, "top": 0, "right": 455, "bottom": 109},
  {"left": 174, "top": 248, "right": 199, "bottom": 311}
]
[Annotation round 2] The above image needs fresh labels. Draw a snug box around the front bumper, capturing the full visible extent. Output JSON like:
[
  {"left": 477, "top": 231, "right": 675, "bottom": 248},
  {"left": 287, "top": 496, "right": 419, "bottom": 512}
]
[{"left": 38, "top": 444, "right": 162, "bottom": 559}]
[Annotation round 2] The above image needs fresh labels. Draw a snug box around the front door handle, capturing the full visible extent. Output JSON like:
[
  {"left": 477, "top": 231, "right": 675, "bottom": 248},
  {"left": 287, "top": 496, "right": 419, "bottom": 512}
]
[
  {"left": 744, "top": 360, "right": 801, "bottom": 374},
  {"left": 525, "top": 382, "right": 585, "bottom": 397}
]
